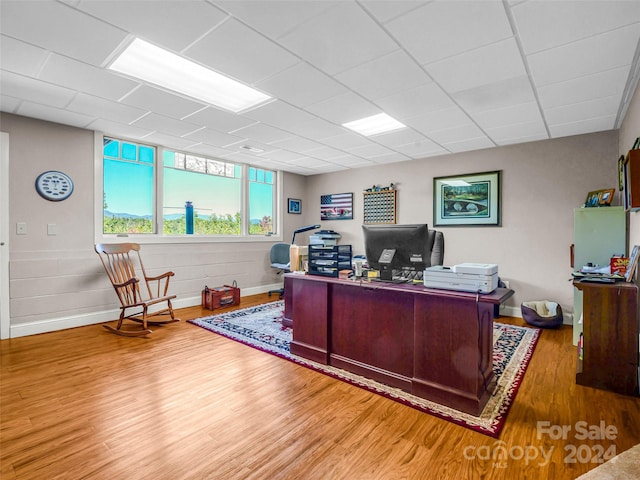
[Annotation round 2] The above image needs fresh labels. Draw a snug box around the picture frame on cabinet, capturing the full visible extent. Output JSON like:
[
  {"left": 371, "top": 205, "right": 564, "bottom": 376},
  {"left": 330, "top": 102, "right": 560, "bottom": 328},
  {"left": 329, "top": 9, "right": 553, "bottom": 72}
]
[{"left": 625, "top": 245, "right": 639, "bottom": 283}]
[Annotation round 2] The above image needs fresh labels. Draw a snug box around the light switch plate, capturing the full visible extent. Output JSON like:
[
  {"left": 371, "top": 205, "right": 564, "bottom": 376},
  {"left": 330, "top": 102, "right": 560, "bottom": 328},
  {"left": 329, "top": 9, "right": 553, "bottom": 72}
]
[
  {"left": 47, "top": 224, "right": 57, "bottom": 236},
  {"left": 16, "top": 222, "right": 27, "bottom": 235}
]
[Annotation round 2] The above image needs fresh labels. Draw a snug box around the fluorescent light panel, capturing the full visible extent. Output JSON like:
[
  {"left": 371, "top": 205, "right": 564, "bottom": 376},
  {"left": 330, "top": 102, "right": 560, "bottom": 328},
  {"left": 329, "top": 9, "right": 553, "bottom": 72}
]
[
  {"left": 108, "top": 38, "right": 271, "bottom": 113},
  {"left": 343, "top": 113, "right": 406, "bottom": 136}
]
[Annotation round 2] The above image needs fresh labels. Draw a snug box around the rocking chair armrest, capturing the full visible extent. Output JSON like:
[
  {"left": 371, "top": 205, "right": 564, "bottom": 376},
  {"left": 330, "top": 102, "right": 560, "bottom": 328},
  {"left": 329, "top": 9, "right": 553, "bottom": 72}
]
[
  {"left": 145, "top": 271, "right": 175, "bottom": 282},
  {"left": 113, "top": 277, "right": 139, "bottom": 289}
]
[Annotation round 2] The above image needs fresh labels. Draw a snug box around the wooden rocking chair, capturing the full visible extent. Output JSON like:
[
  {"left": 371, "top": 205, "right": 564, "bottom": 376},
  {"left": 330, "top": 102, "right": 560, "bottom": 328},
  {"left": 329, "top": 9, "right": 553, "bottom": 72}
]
[{"left": 95, "top": 243, "right": 179, "bottom": 337}]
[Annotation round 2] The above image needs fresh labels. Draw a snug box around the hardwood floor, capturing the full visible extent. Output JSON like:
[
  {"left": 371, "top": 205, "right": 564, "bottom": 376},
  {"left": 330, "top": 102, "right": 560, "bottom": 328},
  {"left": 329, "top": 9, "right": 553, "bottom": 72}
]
[{"left": 1, "top": 293, "right": 639, "bottom": 479}]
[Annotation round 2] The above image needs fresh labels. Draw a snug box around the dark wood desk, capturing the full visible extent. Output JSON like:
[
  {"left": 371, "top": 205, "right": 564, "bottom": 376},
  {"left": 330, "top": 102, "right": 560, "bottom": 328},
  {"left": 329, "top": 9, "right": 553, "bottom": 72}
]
[{"left": 283, "top": 274, "right": 514, "bottom": 415}]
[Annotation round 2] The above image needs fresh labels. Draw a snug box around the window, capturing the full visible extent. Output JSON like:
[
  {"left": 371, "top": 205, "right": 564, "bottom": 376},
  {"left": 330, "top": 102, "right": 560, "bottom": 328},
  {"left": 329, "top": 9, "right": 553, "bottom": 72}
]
[{"left": 101, "top": 137, "right": 277, "bottom": 239}]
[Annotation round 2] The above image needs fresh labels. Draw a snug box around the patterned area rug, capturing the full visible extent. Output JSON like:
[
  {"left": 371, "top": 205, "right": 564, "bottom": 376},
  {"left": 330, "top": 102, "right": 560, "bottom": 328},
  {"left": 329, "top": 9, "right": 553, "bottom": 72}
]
[{"left": 189, "top": 301, "right": 540, "bottom": 438}]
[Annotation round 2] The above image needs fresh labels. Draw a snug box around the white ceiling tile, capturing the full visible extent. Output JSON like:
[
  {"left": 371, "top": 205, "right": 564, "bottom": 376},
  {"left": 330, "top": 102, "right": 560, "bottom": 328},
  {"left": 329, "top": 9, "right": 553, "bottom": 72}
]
[
  {"left": 537, "top": 67, "right": 630, "bottom": 110},
  {"left": 392, "top": 139, "right": 447, "bottom": 159},
  {"left": 375, "top": 82, "right": 454, "bottom": 120},
  {"left": 255, "top": 62, "right": 347, "bottom": 108},
  {"left": 17, "top": 101, "right": 94, "bottom": 128},
  {"left": 67, "top": 93, "right": 147, "bottom": 124},
  {"left": 278, "top": 2, "right": 398, "bottom": 75},
  {"left": 183, "top": 107, "right": 257, "bottom": 133},
  {"left": 452, "top": 76, "right": 536, "bottom": 113},
  {"left": 528, "top": 23, "right": 640, "bottom": 87},
  {"left": 370, "top": 128, "right": 428, "bottom": 148},
  {"left": 335, "top": 50, "right": 431, "bottom": 101},
  {"left": 549, "top": 115, "right": 617, "bottom": 138},
  {"left": 0, "top": 71, "right": 75, "bottom": 108},
  {"left": 285, "top": 156, "right": 332, "bottom": 169},
  {"left": 345, "top": 143, "right": 396, "bottom": 159},
  {"left": 0, "top": 0, "right": 127, "bottom": 65},
  {"left": 427, "top": 38, "right": 526, "bottom": 93},
  {"left": 494, "top": 133, "right": 548, "bottom": 146},
  {"left": 404, "top": 107, "right": 473, "bottom": 134},
  {"left": 319, "top": 131, "right": 374, "bottom": 150},
  {"left": 88, "top": 118, "right": 154, "bottom": 140},
  {"left": 244, "top": 100, "right": 345, "bottom": 139},
  {"left": 39, "top": 53, "right": 140, "bottom": 102},
  {"left": 369, "top": 152, "right": 413, "bottom": 164},
  {"left": 186, "top": 143, "right": 236, "bottom": 159},
  {"left": 131, "top": 113, "right": 200, "bottom": 137},
  {"left": 328, "top": 155, "right": 374, "bottom": 167},
  {"left": 213, "top": 0, "right": 337, "bottom": 39},
  {"left": 485, "top": 120, "right": 548, "bottom": 143},
  {"left": 185, "top": 18, "right": 298, "bottom": 85},
  {"left": 77, "top": 0, "right": 227, "bottom": 52},
  {"left": 0, "top": 36, "right": 48, "bottom": 77},
  {"left": 305, "top": 146, "right": 348, "bottom": 161},
  {"left": 512, "top": 0, "right": 640, "bottom": 55},
  {"left": 545, "top": 95, "right": 621, "bottom": 126},
  {"left": 441, "top": 136, "right": 495, "bottom": 153},
  {"left": 473, "top": 102, "right": 543, "bottom": 130},
  {"left": 427, "top": 124, "right": 487, "bottom": 145},
  {"left": 269, "top": 136, "right": 325, "bottom": 153},
  {"left": 121, "top": 85, "right": 206, "bottom": 120},
  {"left": 386, "top": 1, "right": 512, "bottom": 65},
  {"left": 310, "top": 162, "right": 349, "bottom": 172},
  {"left": 305, "top": 92, "right": 379, "bottom": 124},
  {"left": 182, "top": 128, "right": 246, "bottom": 148},
  {"left": 141, "top": 132, "right": 202, "bottom": 150},
  {"left": 267, "top": 150, "right": 307, "bottom": 162},
  {"left": 360, "top": 1, "right": 424, "bottom": 23},
  {"left": 230, "top": 122, "right": 294, "bottom": 144}
]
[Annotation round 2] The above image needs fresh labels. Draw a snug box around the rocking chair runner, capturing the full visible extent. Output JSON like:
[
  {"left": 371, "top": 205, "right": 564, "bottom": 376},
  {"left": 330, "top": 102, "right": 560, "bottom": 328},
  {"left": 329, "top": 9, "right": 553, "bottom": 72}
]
[{"left": 95, "top": 243, "right": 179, "bottom": 337}]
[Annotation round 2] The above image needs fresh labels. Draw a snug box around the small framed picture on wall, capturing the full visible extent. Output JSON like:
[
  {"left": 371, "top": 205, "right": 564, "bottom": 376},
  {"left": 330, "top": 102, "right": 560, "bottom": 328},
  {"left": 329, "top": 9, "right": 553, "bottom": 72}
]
[{"left": 288, "top": 198, "right": 301, "bottom": 214}]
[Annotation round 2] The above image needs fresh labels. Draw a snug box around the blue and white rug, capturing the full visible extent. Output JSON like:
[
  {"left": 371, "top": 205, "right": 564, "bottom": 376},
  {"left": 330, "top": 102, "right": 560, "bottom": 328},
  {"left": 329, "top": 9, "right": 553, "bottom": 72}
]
[{"left": 189, "top": 301, "right": 540, "bottom": 437}]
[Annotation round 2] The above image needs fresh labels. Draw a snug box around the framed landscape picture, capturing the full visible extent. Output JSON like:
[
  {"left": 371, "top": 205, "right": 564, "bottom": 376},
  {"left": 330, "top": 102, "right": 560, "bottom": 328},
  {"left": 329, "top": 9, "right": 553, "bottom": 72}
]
[{"left": 433, "top": 171, "right": 501, "bottom": 226}]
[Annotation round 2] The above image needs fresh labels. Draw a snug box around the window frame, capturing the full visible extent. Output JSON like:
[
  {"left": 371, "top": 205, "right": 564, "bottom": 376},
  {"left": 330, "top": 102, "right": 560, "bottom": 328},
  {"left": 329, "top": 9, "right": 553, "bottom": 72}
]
[{"left": 94, "top": 132, "right": 283, "bottom": 244}]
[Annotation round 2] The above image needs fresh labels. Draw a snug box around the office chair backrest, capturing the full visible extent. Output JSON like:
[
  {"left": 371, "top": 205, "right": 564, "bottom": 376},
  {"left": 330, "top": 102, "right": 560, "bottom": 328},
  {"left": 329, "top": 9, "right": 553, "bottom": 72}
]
[
  {"left": 430, "top": 231, "right": 445, "bottom": 266},
  {"left": 270, "top": 243, "right": 290, "bottom": 265}
]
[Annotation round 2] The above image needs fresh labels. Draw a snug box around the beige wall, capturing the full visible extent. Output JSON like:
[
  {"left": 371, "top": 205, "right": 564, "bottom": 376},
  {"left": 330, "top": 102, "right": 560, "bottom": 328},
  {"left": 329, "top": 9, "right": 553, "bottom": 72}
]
[
  {"left": 1, "top": 79, "right": 636, "bottom": 335},
  {"left": 1, "top": 113, "right": 312, "bottom": 336},
  {"left": 305, "top": 130, "right": 619, "bottom": 315},
  {"left": 619, "top": 82, "right": 640, "bottom": 252}
]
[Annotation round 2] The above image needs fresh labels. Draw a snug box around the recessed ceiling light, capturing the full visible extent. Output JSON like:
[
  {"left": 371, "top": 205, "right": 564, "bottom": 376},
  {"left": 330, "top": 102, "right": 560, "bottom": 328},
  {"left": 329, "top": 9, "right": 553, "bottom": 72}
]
[
  {"left": 108, "top": 38, "right": 271, "bottom": 113},
  {"left": 342, "top": 113, "right": 406, "bottom": 136}
]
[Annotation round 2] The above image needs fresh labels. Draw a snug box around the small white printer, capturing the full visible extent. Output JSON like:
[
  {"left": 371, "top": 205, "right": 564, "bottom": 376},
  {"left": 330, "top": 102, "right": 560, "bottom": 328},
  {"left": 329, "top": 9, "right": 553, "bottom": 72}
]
[{"left": 423, "top": 263, "right": 499, "bottom": 293}]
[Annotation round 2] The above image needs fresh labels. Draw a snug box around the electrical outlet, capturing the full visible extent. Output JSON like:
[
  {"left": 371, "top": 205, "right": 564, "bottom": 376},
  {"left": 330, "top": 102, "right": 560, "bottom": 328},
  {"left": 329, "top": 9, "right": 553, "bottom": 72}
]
[
  {"left": 47, "top": 224, "right": 57, "bottom": 236},
  {"left": 16, "top": 222, "right": 27, "bottom": 235}
]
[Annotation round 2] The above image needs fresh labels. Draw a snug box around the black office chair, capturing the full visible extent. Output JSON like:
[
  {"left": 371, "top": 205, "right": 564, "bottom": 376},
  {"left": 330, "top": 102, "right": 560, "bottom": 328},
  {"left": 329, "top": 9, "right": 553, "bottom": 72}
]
[{"left": 268, "top": 243, "right": 290, "bottom": 298}]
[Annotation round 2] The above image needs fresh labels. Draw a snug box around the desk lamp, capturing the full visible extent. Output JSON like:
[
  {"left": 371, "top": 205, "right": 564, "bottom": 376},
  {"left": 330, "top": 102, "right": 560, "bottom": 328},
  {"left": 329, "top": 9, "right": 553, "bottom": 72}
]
[{"left": 291, "top": 224, "right": 321, "bottom": 244}]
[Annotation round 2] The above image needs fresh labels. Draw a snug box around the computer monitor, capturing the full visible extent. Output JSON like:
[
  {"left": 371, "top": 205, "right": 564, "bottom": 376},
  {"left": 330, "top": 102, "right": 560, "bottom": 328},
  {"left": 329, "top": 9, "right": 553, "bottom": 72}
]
[{"left": 362, "top": 223, "right": 432, "bottom": 281}]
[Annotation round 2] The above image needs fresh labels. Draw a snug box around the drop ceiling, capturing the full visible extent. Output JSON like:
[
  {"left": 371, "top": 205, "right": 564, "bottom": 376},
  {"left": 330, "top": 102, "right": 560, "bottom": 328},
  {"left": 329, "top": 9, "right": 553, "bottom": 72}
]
[{"left": 1, "top": 0, "right": 640, "bottom": 176}]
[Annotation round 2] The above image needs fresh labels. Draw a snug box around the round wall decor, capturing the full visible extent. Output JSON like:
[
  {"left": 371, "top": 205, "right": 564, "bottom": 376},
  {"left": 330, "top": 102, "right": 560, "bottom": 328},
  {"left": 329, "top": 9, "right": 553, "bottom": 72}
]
[{"left": 35, "top": 170, "right": 74, "bottom": 201}]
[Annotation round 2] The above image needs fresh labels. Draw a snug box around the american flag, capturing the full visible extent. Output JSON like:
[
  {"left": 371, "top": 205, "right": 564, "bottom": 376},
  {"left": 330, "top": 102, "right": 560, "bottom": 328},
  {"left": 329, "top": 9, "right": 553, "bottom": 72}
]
[{"left": 321, "top": 193, "right": 353, "bottom": 220}]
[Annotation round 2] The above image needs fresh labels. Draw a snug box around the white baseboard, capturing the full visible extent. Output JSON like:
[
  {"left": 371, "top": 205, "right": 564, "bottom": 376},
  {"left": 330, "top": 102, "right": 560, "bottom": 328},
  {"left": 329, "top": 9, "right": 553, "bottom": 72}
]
[
  {"left": 9, "top": 283, "right": 282, "bottom": 338},
  {"left": 9, "top": 284, "right": 573, "bottom": 338}
]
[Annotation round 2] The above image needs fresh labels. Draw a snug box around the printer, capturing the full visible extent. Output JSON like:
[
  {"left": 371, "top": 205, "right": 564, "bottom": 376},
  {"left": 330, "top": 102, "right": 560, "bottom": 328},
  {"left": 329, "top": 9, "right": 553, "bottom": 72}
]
[
  {"left": 423, "top": 263, "right": 499, "bottom": 294},
  {"left": 309, "top": 230, "right": 341, "bottom": 247}
]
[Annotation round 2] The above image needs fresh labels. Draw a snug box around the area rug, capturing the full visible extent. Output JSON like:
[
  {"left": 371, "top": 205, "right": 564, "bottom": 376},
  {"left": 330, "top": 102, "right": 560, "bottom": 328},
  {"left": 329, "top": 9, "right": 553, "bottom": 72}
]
[{"left": 188, "top": 301, "right": 540, "bottom": 438}]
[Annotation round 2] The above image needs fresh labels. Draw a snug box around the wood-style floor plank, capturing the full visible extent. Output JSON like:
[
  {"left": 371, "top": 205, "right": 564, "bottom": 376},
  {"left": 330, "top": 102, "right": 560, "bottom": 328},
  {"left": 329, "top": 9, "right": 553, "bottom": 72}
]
[{"left": 1, "top": 293, "right": 639, "bottom": 479}]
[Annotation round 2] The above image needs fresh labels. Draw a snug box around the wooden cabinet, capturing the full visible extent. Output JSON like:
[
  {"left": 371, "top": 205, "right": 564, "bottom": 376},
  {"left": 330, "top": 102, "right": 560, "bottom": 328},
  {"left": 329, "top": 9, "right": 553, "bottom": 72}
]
[
  {"left": 573, "top": 281, "right": 639, "bottom": 396},
  {"left": 623, "top": 149, "right": 640, "bottom": 211}
]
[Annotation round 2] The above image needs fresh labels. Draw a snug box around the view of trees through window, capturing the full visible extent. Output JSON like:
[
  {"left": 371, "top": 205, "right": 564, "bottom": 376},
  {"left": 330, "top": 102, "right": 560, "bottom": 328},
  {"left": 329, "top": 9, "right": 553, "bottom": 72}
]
[{"left": 102, "top": 138, "right": 276, "bottom": 237}]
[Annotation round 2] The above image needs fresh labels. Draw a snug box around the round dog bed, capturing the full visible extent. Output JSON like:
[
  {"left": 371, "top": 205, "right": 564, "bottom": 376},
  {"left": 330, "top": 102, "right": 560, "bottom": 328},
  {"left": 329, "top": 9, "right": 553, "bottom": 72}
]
[{"left": 521, "top": 301, "right": 563, "bottom": 328}]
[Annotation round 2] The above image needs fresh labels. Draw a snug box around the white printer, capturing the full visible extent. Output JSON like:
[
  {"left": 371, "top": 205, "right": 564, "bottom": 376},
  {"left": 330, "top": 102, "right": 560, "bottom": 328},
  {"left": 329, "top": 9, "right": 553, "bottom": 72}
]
[
  {"left": 309, "top": 230, "right": 341, "bottom": 247},
  {"left": 423, "top": 263, "right": 499, "bottom": 294}
]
